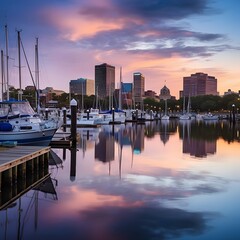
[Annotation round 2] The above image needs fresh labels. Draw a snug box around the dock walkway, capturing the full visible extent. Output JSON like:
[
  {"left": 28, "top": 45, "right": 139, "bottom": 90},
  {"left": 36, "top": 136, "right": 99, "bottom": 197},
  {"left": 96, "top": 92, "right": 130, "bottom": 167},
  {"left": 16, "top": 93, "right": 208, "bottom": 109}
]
[
  {"left": 0, "top": 145, "right": 51, "bottom": 209},
  {"left": 0, "top": 146, "right": 50, "bottom": 173}
]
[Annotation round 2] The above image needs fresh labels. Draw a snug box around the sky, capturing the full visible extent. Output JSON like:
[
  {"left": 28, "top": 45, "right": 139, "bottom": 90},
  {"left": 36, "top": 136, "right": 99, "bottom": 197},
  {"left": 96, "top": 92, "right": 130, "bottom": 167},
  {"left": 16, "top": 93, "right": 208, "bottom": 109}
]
[{"left": 0, "top": 0, "right": 239, "bottom": 98}]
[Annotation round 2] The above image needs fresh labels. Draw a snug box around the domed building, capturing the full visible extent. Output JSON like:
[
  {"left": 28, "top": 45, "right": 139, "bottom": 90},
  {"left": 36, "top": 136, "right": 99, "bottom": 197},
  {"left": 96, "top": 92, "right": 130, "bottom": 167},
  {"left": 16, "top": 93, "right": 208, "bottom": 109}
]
[{"left": 159, "top": 85, "right": 171, "bottom": 101}]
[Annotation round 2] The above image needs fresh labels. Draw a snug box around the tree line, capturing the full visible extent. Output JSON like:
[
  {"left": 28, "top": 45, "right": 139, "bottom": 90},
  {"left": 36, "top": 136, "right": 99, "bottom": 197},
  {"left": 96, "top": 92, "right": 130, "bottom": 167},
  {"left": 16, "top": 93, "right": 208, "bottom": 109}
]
[{"left": 6, "top": 86, "right": 240, "bottom": 113}]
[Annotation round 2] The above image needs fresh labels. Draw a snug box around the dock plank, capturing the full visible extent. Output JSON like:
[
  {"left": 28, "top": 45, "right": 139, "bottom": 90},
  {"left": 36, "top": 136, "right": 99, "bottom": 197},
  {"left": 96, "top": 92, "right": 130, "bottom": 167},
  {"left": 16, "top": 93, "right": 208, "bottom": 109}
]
[{"left": 0, "top": 146, "right": 50, "bottom": 172}]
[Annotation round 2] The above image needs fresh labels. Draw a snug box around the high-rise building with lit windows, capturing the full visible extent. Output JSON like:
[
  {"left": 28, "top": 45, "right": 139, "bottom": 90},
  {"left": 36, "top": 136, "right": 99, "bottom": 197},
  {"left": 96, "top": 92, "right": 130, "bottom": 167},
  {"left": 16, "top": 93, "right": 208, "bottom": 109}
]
[
  {"left": 133, "top": 72, "right": 145, "bottom": 107},
  {"left": 183, "top": 72, "right": 218, "bottom": 97},
  {"left": 95, "top": 63, "right": 115, "bottom": 98},
  {"left": 69, "top": 78, "right": 94, "bottom": 96}
]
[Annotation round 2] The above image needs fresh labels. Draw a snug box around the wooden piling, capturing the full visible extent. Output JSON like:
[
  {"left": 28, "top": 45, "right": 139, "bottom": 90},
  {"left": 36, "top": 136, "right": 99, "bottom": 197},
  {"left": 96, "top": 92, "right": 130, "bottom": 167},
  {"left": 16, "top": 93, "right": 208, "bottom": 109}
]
[
  {"left": 62, "top": 107, "right": 67, "bottom": 132},
  {"left": 70, "top": 99, "right": 77, "bottom": 147}
]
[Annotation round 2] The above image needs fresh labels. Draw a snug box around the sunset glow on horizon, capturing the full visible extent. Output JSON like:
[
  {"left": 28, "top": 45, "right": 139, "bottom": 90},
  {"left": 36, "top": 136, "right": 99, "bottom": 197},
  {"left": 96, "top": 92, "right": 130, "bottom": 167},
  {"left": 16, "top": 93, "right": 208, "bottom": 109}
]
[{"left": 0, "top": 0, "right": 239, "bottom": 98}]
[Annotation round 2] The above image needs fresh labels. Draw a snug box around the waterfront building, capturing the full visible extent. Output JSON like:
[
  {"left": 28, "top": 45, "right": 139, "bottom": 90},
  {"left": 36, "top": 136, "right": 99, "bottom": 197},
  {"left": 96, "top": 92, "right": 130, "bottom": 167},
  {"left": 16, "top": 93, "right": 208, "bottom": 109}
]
[
  {"left": 183, "top": 72, "right": 218, "bottom": 97},
  {"left": 69, "top": 78, "right": 94, "bottom": 96},
  {"left": 133, "top": 72, "right": 145, "bottom": 108},
  {"left": 122, "top": 82, "right": 133, "bottom": 107},
  {"left": 223, "top": 89, "right": 239, "bottom": 96},
  {"left": 95, "top": 63, "right": 115, "bottom": 99},
  {"left": 145, "top": 90, "right": 157, "bottom": 99},
  {"left": 159, "top": 85, "right": 171, "bottom": 100},
  {"left": 41, "top": 87, "right": 65, "bottom": 104}
]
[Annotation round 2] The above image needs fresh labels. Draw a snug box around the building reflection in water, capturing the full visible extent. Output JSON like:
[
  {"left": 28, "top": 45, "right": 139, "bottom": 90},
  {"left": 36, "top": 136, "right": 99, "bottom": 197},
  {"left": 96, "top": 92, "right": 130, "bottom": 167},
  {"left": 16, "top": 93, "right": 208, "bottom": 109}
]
[
  {"left": 157, "top": 120, "right": 178, "bottom": 145},
  {"left": 77, "top": 127, "right": 100, "bottom": 158},
  {"left": 1, "top": 120, "right": 240, "bottom": 239},
  {"left": 95, "top": 127, "right": 115, "bottom": 163},
  {"left": 131, "top": 124, "right": 145, "bottom": 154},
  {"left": 74, "top": 120, "right": 240, "bottom": 163},
  {"left": 179, "top": 120, "right": 223, "bottom": 158}
]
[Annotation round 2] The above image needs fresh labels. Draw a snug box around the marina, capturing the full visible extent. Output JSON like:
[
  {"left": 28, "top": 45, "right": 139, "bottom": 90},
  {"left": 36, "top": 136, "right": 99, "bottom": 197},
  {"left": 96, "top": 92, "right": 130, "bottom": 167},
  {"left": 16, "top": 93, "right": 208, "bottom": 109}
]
[
  {"left": 0, "top": 1, "right": 239, "bottom": 239},
  {"left": 0, "top": 120, "right": 240, "bottom": 239}
]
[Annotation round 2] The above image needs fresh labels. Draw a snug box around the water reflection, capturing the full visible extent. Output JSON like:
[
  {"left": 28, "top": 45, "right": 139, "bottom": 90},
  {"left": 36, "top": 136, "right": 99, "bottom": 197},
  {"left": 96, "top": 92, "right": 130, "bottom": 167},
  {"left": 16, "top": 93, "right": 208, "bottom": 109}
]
[
  {"left": 0, "top": 175, "right": 58, "bottom": 239},
  {"left": 95, "top": 127, "right": 115, "bottom": 163},
  {"left": 75, "top": 120, "right": 240, "bottom": 161},
  {"left": 1, "top": 120, "right": 240, "bottom": 239}
]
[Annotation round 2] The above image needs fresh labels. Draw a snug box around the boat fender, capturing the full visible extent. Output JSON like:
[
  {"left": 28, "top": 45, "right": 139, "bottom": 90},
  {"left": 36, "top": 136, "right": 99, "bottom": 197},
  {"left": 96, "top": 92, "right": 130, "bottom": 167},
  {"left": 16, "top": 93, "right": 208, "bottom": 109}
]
[{"left": 0, "top": 122, "right": 13, "bottom": 131}]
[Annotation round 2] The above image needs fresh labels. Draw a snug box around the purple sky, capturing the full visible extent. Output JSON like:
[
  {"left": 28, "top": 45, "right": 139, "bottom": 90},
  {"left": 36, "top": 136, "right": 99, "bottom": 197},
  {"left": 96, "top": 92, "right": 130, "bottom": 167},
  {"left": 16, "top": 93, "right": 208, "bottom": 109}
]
[{"left": 0, "top": 0, "right": 239, "bottom": 98}]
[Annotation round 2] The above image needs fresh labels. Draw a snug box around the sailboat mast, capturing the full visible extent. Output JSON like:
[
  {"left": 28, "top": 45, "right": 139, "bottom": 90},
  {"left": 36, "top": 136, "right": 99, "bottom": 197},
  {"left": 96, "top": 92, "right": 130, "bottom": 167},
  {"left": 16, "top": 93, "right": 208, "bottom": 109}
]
[
  {"left": 81, "top": 82, "right": 84, "bottom": 111},
  {"left": 17, "top": 30, "right": 22, "bottom": 101},
  {"left": 187, "top": 93, "right": 191, "bottom": 113},
  {"left": 96, "top": 86, "right": 98, "bottom": 109},
  {"left": 5, "top": 25, "right": 9, "bottom": 100},
  {"left": 118, "top": 66, "right": 122, "bottom": 110},
  {"left": 35, "top": 37, "right": 40, "bottom": 112},
  {"left": 1, "top": 50, "right": 4, "bottom": 101},
  {"left": 183, "top": 96, "right": 185, "bottom": 114},
  {"left": 165, "top": 99, "right": 167, "bottom": 115}
]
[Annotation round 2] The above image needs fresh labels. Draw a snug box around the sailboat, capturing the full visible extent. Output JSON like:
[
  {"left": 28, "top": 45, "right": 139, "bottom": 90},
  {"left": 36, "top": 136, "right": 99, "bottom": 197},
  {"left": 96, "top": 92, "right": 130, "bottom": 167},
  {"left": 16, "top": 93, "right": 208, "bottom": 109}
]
[
  {"left": 179, "top": 95, "right": 191, "bottom": 120},
  {"left": 0, "top": 31, "right": 58, "bottom": 145},
  {"left": 161, "top": 99, "right": 170, "bottom": 120},
  {"left": 0, "top": 100, "right": 58, "bottom": 145}
]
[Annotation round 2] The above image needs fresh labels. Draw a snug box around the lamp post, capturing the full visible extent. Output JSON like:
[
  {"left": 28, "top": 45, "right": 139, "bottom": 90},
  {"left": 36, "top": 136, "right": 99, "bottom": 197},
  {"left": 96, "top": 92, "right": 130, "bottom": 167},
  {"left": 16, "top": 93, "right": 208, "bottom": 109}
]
[{"left": 232, "top": 104, "right": 236, "bottom": 124}]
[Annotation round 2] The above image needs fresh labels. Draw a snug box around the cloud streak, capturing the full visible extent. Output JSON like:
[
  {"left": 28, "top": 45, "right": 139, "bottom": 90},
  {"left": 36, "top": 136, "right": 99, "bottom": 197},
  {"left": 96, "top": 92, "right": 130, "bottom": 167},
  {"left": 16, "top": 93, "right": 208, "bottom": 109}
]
[
  {"left": 42, "top": 0, "right": 228, "bottom": 60},
  {"left": 0, "top": 0, "right": 239, "bottom": 96}
]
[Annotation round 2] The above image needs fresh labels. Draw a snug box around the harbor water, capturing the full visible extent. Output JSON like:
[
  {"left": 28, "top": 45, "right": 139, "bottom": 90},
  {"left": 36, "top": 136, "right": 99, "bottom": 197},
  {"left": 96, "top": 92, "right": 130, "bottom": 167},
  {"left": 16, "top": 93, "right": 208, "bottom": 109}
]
[{"left": 1, "top": 120, "right": 240, "bottom": 240}]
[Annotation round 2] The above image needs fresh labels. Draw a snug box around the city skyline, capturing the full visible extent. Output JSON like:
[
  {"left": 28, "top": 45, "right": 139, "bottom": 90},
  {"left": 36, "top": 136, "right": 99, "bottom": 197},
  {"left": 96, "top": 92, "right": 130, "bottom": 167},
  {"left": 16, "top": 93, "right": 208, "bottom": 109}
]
[{"left": 0, "top": 0, "right": 239, "bottom": 98}]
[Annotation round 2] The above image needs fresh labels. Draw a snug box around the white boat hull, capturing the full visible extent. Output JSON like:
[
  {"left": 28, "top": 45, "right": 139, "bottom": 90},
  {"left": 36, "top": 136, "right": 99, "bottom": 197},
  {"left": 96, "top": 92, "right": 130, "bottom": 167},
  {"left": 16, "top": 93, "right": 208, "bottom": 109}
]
[
  {"left": 161, "top": 115, "right": 170, "bottom": 120},
  {"left": 0, "top": 128, "right": 57, "bottom": 145}
]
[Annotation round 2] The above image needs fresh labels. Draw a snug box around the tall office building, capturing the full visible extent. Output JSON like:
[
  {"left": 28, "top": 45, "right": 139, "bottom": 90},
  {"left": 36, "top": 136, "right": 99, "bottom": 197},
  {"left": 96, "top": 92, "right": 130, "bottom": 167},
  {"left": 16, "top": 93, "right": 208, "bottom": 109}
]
[
  {"left": 183, "top": 72, "right": 218, "bottom": 97},
  {"left": 69, "top": 78, "right": 94, "bottom": 96},
  {"left": 95, "top": 63, "right": 115, "bottom": 99},
  {"left": 133, "top": 72, "right": 145, "bottom": 106},
  {"left": 122, "top": 83, "right": 133, "bottom": 107}
]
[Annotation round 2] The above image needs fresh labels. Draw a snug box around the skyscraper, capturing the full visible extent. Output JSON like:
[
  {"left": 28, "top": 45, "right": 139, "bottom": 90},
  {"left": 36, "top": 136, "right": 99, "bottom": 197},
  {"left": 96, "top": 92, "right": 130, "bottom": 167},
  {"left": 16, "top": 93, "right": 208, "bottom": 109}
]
[
  {"left": 133, "top": 72, "right": 145, "bottom": 107},
  {"left": 69, "top": 78, "right": 94, "bottom": 96},
  {"left": 95, "top": 63, "right": 115, "bottom": 99},
  {"left": 183, "top": 72, "right": 218, "bottom": 97}
]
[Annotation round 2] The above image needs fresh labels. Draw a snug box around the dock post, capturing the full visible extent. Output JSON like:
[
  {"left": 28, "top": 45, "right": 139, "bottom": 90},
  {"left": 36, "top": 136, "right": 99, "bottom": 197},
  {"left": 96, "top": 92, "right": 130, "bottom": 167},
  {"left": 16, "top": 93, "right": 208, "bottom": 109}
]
[
  {"left": 12, "top": 166, "right": 18, "bottom": 183},
  {"left": 112, "top": 107, "right": 115, "bottom": 123},
  {"left": 44, "top": 152, "right": 49, "bottom": 175},
  {"left": 70, "top": 147, "right": 77, "bottom": 181},
  {"left": 17, "top": 162, "right": 27, "bottom": 193},
  {"left": 45, "top": 108, "right": 49, "bottom": 120},
  {"left": 34, "top": 156, "right": 39, "bottom": 181},
  {"left": 70, "top": 99, "right": 77, "bottom": 147},
  {"left": 2, "top": 169, "right": 13, "bottom": 187},
  {"left": 87, "top": 109, "right": 90, "bottom": 120},
  {"left": 62, "top": 107, "right": 67, "bottom": 132},
  {"left": 26, "top": 159, "right": 34, "bottom": 187}
]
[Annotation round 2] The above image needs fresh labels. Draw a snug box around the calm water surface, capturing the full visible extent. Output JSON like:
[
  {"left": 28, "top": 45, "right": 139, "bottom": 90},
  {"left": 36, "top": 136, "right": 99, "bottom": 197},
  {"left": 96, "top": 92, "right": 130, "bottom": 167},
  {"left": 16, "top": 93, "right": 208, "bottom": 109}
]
[{"left": 1, "top": 120, "right": 240, "bottom": 240}]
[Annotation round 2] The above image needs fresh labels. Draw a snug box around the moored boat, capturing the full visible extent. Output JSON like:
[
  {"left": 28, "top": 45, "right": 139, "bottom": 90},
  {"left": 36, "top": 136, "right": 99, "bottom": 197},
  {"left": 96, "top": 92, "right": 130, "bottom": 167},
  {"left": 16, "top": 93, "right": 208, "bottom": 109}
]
[
  {"left": 202, "top": 112, "right": 219, "bottom": 120},
  {"left": 0, "top": 100, "right": 58, "bottom": 145}
]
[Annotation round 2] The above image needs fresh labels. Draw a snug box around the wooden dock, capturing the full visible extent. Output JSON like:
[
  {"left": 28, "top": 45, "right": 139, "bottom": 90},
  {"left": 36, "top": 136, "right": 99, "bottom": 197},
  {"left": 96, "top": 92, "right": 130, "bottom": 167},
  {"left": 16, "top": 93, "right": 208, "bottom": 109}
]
[
  {"left": 0, "top": 146, "right": 50, "bottom": 192},
  {"left": 0, "top": 146, "right": 50, "bottom": 172},
  {"left": 50, "top": 131, "right": 72, "bottom": 148}
]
